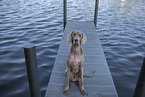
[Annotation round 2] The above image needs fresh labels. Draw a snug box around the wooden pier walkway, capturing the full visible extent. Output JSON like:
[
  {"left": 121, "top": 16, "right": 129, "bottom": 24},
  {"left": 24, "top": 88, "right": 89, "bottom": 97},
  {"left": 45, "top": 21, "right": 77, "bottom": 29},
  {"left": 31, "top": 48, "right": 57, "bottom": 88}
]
[{"left": 45, "top": 21, "right": 118, "bottom": 97}]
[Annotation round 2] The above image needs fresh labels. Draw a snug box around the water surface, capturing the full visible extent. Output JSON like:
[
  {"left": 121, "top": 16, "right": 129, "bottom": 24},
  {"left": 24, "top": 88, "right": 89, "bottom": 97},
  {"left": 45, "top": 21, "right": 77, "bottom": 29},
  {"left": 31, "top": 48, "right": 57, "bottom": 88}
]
[{"left": 0, "top": 0, "right": 145, "bottom": 97}]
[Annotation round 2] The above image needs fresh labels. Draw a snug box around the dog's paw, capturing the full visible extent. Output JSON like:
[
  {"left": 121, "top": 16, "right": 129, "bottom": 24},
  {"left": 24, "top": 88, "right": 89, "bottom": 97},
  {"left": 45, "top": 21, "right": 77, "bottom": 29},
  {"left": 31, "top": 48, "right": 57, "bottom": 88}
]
[
  {"left": 63, "top": 89, "right": 68, "bottom": 95},
  {"left": 81, "top": 89, "right": 87, "bottom": 95}
]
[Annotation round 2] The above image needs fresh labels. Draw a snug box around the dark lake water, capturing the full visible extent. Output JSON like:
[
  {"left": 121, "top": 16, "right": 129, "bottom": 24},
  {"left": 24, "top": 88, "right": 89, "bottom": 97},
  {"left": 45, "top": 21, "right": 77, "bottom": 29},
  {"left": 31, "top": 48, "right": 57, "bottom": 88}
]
[{"left": 0, "top": 0, "right": 145, "bottom": 97}]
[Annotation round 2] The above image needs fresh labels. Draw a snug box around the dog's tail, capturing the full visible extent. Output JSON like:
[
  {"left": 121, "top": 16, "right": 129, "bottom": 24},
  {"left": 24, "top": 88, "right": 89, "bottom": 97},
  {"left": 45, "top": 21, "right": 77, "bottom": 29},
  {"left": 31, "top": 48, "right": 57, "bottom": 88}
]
[{"left": 83, "top": 70, "right": 96, "bottom": 77}]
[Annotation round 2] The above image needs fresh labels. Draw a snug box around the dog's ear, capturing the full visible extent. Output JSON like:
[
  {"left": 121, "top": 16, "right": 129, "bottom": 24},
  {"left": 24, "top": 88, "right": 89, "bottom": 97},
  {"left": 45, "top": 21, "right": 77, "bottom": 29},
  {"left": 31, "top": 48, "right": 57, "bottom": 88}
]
[
  {"left": 81, "top": 33, "right": 87, "bottom": 45},
  {"left": 66, "top": 31, "right": 73, "bottom": 43}
]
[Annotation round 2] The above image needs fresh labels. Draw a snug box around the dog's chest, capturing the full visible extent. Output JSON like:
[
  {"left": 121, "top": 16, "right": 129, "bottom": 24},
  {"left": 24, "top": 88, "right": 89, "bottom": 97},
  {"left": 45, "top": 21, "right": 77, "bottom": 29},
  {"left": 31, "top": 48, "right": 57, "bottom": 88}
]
[
  {"left": 69, "top": 55, "right": 81, "bottom": 81},
  {"left": 68, "top": 54, "right": 83, "bottom": 75},
  {"left": 69, "top": 54, "right": 81, "bottom": 66}
]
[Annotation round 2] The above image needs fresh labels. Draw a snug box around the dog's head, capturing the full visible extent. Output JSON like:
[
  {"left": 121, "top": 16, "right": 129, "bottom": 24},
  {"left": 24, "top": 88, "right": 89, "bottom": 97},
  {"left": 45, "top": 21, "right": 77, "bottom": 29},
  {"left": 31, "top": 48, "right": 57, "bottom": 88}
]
[{"left": 66, "top": 31, "right": 87, "bottom": 46}]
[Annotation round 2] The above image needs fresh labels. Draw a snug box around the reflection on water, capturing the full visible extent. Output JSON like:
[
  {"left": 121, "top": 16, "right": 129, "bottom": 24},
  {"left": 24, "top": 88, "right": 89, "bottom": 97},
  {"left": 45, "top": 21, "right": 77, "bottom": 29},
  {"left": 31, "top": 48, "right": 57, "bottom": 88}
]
[
  {"left": 121, "top": 0, "right": 126, "bottom": 7},
  {"left": 0, "top": 0, "right": 63, "bottom": 97},
  {"left": 98, "top": 0, "right": 145, "bottom": 97},
  {"left": 0, "top": 0, "right": 145, "bottom": 97}
]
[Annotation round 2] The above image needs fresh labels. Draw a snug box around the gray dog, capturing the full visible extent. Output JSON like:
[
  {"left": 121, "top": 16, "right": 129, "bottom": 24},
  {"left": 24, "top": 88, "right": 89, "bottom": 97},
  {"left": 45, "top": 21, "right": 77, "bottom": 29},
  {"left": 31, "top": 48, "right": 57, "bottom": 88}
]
[{"left": 63, "top": 31, "right": 95, "bottom": 95}]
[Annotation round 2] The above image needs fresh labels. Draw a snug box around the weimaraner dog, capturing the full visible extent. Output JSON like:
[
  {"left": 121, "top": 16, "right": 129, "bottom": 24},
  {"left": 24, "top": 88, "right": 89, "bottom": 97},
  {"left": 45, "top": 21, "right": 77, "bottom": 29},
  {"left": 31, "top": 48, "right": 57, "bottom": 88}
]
[{"left": 63, "top": 31, "right": 95, "bottom": 95}]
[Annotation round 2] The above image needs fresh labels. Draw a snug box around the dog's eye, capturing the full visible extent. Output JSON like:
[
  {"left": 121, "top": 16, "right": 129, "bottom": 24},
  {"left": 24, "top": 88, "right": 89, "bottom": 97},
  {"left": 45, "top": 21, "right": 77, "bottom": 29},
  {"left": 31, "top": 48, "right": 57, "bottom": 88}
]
[
  {"left": 79, "top": 34, "right": 81, "bottom": 37},
  {"left": 73, "top": 33, "right": 76, "bottom": 36}
]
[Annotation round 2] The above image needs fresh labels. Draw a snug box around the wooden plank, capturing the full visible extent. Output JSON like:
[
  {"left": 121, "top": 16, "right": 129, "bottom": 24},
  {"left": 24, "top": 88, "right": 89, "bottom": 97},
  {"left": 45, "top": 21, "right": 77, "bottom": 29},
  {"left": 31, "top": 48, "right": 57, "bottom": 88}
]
[{"left": 45, "top": 21, "right": 118, "bottom": 97}]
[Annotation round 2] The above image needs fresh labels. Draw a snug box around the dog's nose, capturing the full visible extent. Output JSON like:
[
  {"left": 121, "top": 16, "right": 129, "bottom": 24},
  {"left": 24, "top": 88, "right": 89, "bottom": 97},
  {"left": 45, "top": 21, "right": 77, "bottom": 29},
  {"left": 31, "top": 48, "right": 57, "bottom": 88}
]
[{"left": 75, "top": 39, "right": 78, "bottom": 42}]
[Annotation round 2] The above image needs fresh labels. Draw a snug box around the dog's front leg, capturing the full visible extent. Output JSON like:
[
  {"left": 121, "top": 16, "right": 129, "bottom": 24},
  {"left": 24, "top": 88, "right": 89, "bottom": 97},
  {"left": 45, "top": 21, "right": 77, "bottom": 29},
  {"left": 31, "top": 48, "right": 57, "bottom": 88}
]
[
  {"left": 80, "top": 68, "right": 87, "bottom": 95},
  {"left": 63, "top": 68, "right": 70, "bottom": 95}
]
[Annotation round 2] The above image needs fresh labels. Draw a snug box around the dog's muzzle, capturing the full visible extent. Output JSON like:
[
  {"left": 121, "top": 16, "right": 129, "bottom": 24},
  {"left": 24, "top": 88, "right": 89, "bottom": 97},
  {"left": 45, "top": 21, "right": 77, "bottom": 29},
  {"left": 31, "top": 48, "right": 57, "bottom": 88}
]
[{"left": 73, "top": 38, "right": 79, "bottom": 46}]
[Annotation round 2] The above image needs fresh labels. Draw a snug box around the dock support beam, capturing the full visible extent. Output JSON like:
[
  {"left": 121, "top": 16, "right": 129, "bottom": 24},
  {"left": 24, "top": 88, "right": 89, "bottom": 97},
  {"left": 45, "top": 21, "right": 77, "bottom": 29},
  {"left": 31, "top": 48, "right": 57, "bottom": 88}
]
[
  {"left": 133, "top": 58, "right": 145, "bottom": 97},
  {"left": 63, "top": 0, "right": 67, "bottom": 29},
  {"left": 63, "top": 0, "right": 99, "bottom": 28},
  {"left": 24, "top": 44, "right": 41, "bottom": 97},
  {"left": 94, "top": 0, "right": 99, "bottom": 27}
]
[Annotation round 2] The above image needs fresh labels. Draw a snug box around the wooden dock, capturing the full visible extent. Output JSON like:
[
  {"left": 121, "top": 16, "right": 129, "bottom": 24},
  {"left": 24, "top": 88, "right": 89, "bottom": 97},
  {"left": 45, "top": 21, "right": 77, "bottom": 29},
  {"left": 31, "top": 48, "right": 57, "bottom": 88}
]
[{"left": 45, "top": 21, "right": 118, "bottom": 97}]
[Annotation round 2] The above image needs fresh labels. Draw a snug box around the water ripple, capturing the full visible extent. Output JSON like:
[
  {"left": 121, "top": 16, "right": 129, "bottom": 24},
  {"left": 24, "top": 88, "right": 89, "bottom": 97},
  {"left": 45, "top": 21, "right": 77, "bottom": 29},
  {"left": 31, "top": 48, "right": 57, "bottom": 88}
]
[{"left": 0, "top": 0, "right": 145, "bottom": 97}]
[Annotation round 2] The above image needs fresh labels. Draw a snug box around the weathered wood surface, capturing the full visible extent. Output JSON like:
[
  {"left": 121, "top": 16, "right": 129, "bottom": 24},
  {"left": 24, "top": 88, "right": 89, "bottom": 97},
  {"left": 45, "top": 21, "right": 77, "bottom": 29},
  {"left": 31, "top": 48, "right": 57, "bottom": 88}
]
[{"left": 45, "top": 21, "right": 118, "bottom": 97}]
